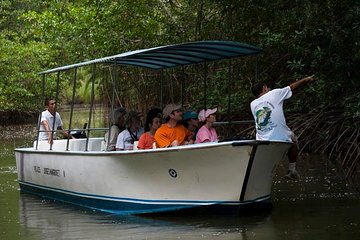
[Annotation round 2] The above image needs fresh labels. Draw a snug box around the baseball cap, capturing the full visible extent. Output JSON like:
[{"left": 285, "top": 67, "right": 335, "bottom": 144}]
[
  {"left": 162, "top": 104, "right": 182, "bottom": 118},
  {"left": 183, "top": 111, "right": 198, "bottom": 121},
  {"left": 198, "top": 108, "right": 217, "bottom": 122}
]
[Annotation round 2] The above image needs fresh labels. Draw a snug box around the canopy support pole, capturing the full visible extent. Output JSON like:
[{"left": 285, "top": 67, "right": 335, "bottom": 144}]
[
  {"left": 227, "top": 60, "right": 233, "bottom": 120},
  {"left": 66, "top": 67, "right": 77, "bottom": 151},
  {"left": 35, "top": 74, "right": 46, "bottom": 150},
  {"left": 85, "top": 64, "right": 96, "bottom": 151},
  {"left": 160, "top": 70, "right": 164, "bottom": 109},
  {"left": 50, "top": 71, "right": 61, "bottom": 150},
  {"left": 181, "top": 66, "right": 185, "bottom": 106},
  {"left": 203, "top": 63, "right": 208, "bottom": 109},
  {"left": 106, "top": 66, "right": 118, "bottom": 151}
]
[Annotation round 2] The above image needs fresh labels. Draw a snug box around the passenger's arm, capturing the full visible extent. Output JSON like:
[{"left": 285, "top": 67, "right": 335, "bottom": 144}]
[
  {"left": 58, "top": 126, "right": 75, "bottom": 139},
  {"left": 170, "top": 140, "right": 179, "bottom": 147},
  {"left": 41, "top": 120, "right": 53, "bottom": 144},
  {"left": 289, "top": 75, "right": 315, "bottom": 91}
]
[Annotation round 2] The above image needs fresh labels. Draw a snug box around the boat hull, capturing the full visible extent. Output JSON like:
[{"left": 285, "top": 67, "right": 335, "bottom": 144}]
[{"left": 15, "top": 140, "right": 290, "bottom": 214}]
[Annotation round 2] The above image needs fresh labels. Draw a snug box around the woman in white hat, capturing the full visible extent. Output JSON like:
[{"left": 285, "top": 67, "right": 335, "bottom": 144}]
[{"left": 195, "top": 108, "right": 219, "bottom": 143}]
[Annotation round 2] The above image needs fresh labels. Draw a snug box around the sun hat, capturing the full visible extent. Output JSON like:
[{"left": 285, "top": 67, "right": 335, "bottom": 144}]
[
  {"left": 183, "top": 111, "right": 198, "bottom": 121},
  {"left": 198, "top": 108, "right": 217, "bottom": 122},
  {"left": 162, "top": 104, "right": 182, "bottom": 118}
]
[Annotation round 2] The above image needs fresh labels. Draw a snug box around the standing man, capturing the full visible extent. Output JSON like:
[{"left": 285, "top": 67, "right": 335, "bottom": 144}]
[
  {"left": 39, "top": 99, "right": 74, "bottom": 144},
  {"left": 154, "top": 104, "right": 192, "bottom": 148},
  {"left": 250, "top": 75, "right": 315, "bottom": 180}
]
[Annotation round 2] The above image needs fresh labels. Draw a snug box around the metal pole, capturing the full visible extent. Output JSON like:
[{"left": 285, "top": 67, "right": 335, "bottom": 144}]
[
  {"left": 160, "top": 70, "right": 164, "bottom": 109},
  {"left": 66, "top": 67, "right": 77, "bottom": 151},
  {"left": 227, "top": 60, "right": 233, "bottom": 119},
  {"left": 85, "top": 64, "right": 96, "bottom": 151},
  {"left": 181, "top": 66, "right": 185, "bottom": 106},
  {"left": 106, "top": 66, "right": 117, "bottom": 151},
  {"left": 203, "top": 63, "right": 208, "bottom": 109},
  {"left": 35, "top": 74, "right": 46, "bottom": 150},
  {"left": 50, "top": 71, "right": 61, "bottom": 150}
]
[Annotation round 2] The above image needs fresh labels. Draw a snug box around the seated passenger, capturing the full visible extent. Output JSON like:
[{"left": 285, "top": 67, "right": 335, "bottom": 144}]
[
  {"left": 182, "top": 110, "right": 199, "bottom": 142},
  {"left": 154, "top": 104, "right": 192, "bottom": 148},
  {"left": 195, "top": 108, "right": 219, "bottom": 143},
  {"left": 104, "top": 107, "right": 127, "bottom": 151},
  {"left": 137, "top": 109, "right": 162, "bottom": 150},
  {"left": 116, "top": 111, "right": 142, "bottom": 150}
]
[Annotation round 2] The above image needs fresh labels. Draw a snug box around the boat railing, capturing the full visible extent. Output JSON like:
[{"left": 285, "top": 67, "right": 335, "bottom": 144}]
[
  {"left": 35, "top": 127, "right": 108, "bottom": 151},
  {"left": 34, "top": 137, "right": 104, "bottom": 152},
  {"left": 213, "top": 120, "right": 254, "bottom": 126},
  {"left": 34, "top": 120, "right": 255, "bottom": 152}
]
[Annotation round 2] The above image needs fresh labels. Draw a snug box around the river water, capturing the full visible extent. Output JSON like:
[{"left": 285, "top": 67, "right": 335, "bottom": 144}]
[{"left": 0, "top": 124, "right": 359, "bottom": 240}]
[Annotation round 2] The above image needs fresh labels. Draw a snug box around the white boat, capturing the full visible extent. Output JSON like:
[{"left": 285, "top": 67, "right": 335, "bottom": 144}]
[{"left": 15, "top": 41, "right": 291, "bottom": 214}]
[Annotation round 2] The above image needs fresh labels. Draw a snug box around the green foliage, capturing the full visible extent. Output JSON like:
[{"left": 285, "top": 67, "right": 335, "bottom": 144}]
[
  {"left": 62, "top": 67, "right": 101, "bottom": 104},
  {"left": 0, "top": 0, "right": 360, "bottom": 122},
  {"left": 0, "top": 36, "right": 56, "bottom": 112}
]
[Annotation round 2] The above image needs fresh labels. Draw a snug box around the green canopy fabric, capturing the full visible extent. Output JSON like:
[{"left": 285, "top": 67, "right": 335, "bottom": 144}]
[{"left": 40, "top": 40, "right": 263, "bottom": 74}]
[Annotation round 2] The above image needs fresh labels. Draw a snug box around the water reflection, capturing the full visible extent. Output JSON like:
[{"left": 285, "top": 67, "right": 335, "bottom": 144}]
[
  {"left": 19, "top": 193, "right": 278, "bottom": 240},
  {"left": 18, "top": 190, "right": 360, "bottom": 240}
]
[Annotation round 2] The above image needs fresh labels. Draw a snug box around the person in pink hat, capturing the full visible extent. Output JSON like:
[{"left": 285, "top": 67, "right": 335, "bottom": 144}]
[{"left": 195, "top": 108, "right": 219, "bottom": 143}]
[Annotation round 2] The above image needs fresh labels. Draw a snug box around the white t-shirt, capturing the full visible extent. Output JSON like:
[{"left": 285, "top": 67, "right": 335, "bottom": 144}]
[
  {"left": 250, "top": 86, "right": 293, "bottom": 142},
  {"left": 116, "top": 129, "right": 141, "bottom": 150},
  {"left": 38, "top": 110, "right": 63, "bottom": 140}
]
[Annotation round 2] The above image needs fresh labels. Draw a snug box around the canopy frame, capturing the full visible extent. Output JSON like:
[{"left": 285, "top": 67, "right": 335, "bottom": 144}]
[{"left": 40, "top": 41, "right": 263, "bottom": 74}]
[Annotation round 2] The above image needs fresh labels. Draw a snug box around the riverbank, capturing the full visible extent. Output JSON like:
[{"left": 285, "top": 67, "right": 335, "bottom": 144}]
[
  {"left": 0, "top": 104, "right": 104, "bottom": 125},
  {"left": 0, "top": 110, "right": 37, "bottom": 125}
]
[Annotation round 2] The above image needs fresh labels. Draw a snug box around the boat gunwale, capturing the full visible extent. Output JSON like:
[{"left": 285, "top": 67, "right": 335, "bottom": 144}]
[{"left": 14, "top": 140, "right": 291, "bottom": 156}]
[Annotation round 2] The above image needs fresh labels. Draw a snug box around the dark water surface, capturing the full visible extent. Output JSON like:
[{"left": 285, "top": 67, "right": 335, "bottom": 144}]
[{"left": 1, "top": 125, "right": 359, "bottom": 240}]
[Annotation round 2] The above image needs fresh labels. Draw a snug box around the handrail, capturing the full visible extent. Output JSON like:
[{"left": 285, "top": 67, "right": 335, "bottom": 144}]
[{"left": 213, "top": 120, "right": 254, "bottom": 126}]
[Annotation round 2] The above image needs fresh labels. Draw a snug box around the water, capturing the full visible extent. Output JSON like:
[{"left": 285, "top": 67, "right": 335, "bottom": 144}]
[{"left": 1, "top": 124, "right": 359, "bottom": 240}]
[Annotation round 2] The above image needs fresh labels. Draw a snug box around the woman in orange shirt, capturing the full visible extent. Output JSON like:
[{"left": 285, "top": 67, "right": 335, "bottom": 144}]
[{"left": 137, "top": 108, "right": 162, "bottom": 149}]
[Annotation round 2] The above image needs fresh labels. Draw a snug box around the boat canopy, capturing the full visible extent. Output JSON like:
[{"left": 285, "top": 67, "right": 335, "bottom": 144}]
[{"left": 40, "top": 40, "right": 263, "bottom": 74}]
